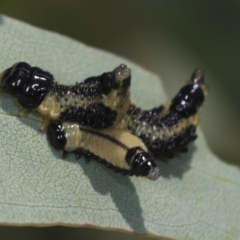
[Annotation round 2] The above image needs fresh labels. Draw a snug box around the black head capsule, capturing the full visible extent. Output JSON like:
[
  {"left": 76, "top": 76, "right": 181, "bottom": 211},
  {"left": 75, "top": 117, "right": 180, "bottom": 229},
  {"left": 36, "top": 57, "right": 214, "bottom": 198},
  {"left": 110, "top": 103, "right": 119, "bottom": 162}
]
[
  {"left": 47, "top": 121, "right": 67, "bottom": 150},
  {"left": 18, "top": 66, "right": 53, "bottom": 109},
  {"left": 126, "top": 147, "right": 160, "bottom": 180},
  {"left": 2, "top": 62, "right": 31, "bottom": 95},
  {"left": 1, "top": 62, "right": 53, "bottom": 109},
  {"left": 170, "top": 69, "right": 206, "bottom": 117}
]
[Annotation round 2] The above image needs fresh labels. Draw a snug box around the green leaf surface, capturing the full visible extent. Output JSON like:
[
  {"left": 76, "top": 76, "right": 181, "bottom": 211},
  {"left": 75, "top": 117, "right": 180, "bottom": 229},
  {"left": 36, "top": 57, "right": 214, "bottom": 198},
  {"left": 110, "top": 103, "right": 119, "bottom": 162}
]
[{"left": 0, "top": 15, "right": 239, "bottom": 240}]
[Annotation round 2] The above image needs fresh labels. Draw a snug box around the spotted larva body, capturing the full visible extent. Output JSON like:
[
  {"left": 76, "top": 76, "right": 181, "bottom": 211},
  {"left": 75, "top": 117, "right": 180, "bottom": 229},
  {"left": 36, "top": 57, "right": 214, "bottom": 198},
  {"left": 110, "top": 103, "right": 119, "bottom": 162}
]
[
  {"left": 117, "top": 69, "right": 207, "bottom": 158},
  {"left": 1, "top": 62, "right": 131, "bottom": 130}
]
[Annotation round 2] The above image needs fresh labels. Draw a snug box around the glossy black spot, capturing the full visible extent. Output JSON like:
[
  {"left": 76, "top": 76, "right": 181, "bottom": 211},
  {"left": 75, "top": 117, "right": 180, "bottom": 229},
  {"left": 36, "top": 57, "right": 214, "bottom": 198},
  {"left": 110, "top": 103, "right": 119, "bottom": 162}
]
[
  {"left": 80, "top": 70, "right": 119, "bottom": 96},
  {"left": 47, "top": 122, "right": 67, "bottom": 150},
  {"left": 98, "top": 71, "right": 119, "bottom": 92}
]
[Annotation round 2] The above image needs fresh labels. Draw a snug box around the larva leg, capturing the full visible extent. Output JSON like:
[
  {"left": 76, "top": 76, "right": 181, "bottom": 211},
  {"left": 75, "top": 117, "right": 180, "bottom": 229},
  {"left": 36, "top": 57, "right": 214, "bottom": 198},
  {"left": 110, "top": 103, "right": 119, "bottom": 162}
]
[
  {"left": 17, "top": 105, "right": 28, "bottom": 117},
  {"left": 40, "top": 117, "right": 50, "bottom": 131},
  {"left": 75, "top": 148, "right": 91, "bottom": 163},
  {"left": 83, "top": 151, "right": 91, "bottom": 163},
  {"left": 62, "top": 150, "right": 68, "bottom": 159},
  {"left": 75, "top": 149, "right": 83, "bottom": 160}
]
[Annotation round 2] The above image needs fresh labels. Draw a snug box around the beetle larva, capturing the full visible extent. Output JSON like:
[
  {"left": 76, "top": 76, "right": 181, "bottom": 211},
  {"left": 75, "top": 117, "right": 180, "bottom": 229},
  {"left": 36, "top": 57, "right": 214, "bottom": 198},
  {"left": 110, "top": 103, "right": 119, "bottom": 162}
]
[
  {"left": 1, "top": 62, "right": 131, "bottom": 130},
  {"left": 47, "top": 121, "right": 160, "bottom": 180},
  {"left": 118, "top": 69, "right": 208, "bottom": 158}
]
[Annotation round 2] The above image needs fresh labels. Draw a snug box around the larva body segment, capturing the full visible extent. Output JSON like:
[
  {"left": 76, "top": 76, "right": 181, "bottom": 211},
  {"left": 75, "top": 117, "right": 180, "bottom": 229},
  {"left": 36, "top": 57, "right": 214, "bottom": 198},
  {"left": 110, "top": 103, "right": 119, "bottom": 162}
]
[
  {"left": 47, "top": 121, "right": 160, "bottom": 180},
  {"left": 1, "top": 62, "right": 131, "bottom": 130},
  {"left": 119, "top": 69, "right": 207, "bottom": 158}
]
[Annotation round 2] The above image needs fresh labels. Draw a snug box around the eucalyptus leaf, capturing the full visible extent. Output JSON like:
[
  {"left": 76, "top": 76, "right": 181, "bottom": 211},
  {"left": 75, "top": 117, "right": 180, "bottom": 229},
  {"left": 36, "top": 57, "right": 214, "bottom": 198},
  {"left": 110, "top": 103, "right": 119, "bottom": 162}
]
[{"left": 0, "top": 15, "right": 239, "bottom": 240}]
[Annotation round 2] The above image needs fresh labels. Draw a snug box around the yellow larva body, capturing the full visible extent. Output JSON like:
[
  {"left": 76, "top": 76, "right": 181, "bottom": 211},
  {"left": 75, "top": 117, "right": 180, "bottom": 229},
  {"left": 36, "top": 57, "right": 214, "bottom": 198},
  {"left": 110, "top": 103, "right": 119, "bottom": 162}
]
[
  {"left": 63, "top": 123, "right": 147, "bottom": 170},
  {"left": 47, "top": 121, "right": 160, "bottom": 180}
]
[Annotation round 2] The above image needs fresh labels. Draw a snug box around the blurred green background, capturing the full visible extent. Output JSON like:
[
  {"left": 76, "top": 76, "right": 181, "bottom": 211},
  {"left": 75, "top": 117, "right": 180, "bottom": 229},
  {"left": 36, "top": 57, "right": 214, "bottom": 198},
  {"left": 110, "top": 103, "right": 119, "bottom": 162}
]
[{"left": 1, "top": 0, "right": 239, "bottom": 239}]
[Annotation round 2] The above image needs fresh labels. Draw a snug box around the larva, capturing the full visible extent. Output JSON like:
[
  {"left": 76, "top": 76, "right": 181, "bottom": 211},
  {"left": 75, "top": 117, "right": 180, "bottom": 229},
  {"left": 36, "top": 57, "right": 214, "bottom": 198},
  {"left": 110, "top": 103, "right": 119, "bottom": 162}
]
[
  {"left": 117, "top": 69, "right": 207, "bottom": 158},
  {"left": 1, "top": 62, "right": 207, "bottom": 159},
  {"left": 1, "top": 62, "right": 131, "bottom": 130},
  {"left": 47, "top": 121, "right": 160, "bottom": 180}
]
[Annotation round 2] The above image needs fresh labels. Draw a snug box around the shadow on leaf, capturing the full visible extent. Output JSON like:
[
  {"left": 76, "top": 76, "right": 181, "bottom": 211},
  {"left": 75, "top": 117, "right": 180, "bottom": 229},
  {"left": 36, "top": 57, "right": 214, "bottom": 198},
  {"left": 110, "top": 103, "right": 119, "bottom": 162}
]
[
  {"left": 50, "top": 146, "right": 147, "bottom": 233},
  {"left": 158, "top": 145, "right": 195, "bottom": 179},
  {"left": 0, "top": 95, "right": 195, "bottom": 232}
]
